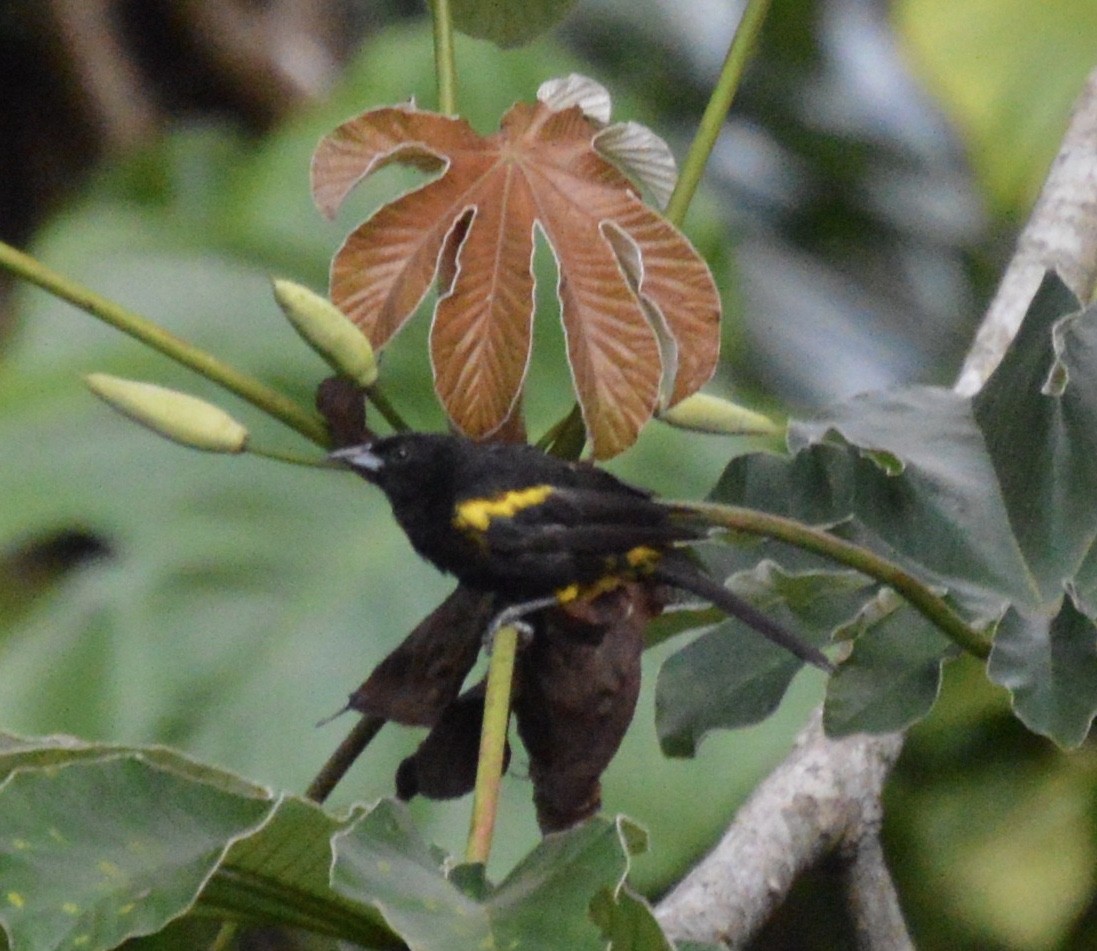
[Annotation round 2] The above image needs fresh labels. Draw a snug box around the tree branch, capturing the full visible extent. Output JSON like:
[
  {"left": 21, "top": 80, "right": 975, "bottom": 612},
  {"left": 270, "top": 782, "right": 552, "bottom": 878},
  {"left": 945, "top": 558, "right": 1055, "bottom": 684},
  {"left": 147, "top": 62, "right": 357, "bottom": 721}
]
[
  {"left": 955, "top": 65, "right": 1097, "bottom": 396},
  {"left": 655, "top": 713, "right": 904, "bottom": 948},
  {"left": 844, "top": 832, "right": 913, "bottom": 951}
]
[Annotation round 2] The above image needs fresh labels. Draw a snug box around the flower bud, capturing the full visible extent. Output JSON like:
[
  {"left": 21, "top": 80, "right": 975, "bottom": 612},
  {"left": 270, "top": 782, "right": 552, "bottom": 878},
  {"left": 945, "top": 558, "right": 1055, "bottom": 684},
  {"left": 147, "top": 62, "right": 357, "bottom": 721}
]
[
  {"left": 659, "top": 393, "right": 781, "bottom": 437},
  {"left": 272, "top": 278, "right": 378, "bottom": 386},
  {"left": 85, "top": 374, "right": 249, "bottom": 453}
]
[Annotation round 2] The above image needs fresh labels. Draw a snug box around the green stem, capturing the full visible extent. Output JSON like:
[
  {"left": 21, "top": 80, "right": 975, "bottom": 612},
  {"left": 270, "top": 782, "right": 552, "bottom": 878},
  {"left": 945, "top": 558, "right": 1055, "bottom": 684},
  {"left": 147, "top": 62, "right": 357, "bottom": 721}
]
[
  {"left": 246, "top": 445, "right": 333, "bottom": 468},
  {"left": 208, "top": 922, "right": 238, "bottom": 951},
  {"left": 466, "top": 625, "right": 519, "bottom": 866},
  {"left": 430, "top": 0, "right": 458, "bottom": 115},
  {"left": 0, "top": 240, "right": 329, "bottom": 447},
  {"left": 365, "top": 384, "right": 410, "bottom": 432},
  {"left": 664, "top": 0, "right": 772, "bottom": 226},
  {"left": 537, "top": 403, "right": 586, "bottom": 459},
  {"left": 679, "top": 501, "right": 993, "bottom": 660}
]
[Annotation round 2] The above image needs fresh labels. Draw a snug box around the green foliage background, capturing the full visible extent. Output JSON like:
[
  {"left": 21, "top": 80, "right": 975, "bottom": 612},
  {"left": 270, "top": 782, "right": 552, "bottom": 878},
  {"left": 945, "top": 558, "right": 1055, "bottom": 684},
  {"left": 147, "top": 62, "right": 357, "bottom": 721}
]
[{"left": 1, "top": 1, "right": 1096, "bottom": 948}]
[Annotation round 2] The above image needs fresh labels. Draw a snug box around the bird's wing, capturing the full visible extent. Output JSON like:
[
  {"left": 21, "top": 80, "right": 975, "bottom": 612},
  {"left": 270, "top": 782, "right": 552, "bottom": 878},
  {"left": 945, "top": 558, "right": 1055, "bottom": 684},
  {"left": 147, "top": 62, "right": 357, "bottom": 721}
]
[{"left": 476, "top": 486, "right": 700, "bottom": 557}]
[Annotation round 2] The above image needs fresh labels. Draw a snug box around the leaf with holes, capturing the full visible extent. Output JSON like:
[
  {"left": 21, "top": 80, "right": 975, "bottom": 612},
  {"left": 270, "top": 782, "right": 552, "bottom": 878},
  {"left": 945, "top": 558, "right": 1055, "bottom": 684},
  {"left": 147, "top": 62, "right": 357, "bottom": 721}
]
[{"left": 311, "top": 77, "right": 719, "bottom": 457}]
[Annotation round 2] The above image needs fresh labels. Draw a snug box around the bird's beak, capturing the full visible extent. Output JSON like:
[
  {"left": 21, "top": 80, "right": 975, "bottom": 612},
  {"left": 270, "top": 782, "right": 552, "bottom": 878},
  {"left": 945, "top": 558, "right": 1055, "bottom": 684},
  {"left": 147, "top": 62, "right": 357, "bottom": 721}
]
[{"left": 328, "top": 444, "right": 383, "bottom": 474}]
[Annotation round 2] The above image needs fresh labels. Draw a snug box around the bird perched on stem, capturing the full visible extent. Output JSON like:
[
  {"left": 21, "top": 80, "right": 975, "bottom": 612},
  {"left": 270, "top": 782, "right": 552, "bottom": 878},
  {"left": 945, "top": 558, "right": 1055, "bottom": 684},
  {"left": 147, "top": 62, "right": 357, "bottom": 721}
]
[{"left": 332, "top": 432, "right": 833, "bottom": 673}]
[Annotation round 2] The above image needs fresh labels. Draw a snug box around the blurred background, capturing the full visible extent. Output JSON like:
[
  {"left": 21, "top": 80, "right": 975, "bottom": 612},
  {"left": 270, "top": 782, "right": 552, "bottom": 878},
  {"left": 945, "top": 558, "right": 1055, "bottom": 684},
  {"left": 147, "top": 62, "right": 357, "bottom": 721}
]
[{"left": 0, "top": 0, "right": 1095, "bottom": 947}]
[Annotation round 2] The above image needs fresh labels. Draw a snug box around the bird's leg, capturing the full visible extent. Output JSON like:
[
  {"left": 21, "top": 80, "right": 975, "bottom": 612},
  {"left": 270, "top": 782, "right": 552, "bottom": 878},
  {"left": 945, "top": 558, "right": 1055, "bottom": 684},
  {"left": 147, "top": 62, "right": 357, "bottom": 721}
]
[{"left": 484, "top": 596, "right": 559, "bottom": 652}]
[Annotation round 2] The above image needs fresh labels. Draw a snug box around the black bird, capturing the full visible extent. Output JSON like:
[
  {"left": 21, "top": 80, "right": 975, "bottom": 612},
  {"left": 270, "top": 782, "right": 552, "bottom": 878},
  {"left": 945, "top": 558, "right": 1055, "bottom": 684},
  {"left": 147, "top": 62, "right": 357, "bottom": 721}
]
[{"left": 332, "top": 432, "right": 832, "bottom": 672}]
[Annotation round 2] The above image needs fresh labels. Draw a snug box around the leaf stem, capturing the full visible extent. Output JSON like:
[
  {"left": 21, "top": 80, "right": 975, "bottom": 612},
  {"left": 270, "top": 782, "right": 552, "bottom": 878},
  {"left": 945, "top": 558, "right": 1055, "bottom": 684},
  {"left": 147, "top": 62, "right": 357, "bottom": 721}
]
[
  {"left": 208, "top": 922, "right": 238, "bottom": 951},
  {"left": 537, "top": 403, "right": 586, "bottom": 459},
  {"left": 679, "top": 501, "right": 993, "bottom": 660},
  {"left": 246, "top": 445, "right": 334, "bottom": 467},
  {"left": 305, "top": 714, "right": 386, "bottom": 804},
  {"left": 365, "top": 383, "right": 410, "bottom": 432},
  {"left": 430, "top": 0, "right": 458, "bottom": 115},
  {"left": 466, "top": 624, "right": 519, "bottom": 866},
  {"left": 664, "top": 0, "right": 772, "bottom": 226},
  {"left": 0, "top": 240, "right": 330, "bottom": 446}
]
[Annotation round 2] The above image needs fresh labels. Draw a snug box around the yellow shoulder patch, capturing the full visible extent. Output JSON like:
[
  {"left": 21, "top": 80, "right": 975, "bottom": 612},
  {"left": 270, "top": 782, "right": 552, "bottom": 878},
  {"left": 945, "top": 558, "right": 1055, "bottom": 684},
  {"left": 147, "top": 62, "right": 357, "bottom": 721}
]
[{"left": 453, "top": 484, "right": 555, "bottom": 533}]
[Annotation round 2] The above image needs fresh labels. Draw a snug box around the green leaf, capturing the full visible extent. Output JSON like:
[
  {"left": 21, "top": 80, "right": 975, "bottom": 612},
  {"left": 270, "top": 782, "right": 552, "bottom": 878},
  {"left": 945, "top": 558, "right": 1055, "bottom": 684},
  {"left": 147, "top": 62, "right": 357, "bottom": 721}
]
[
  {"left": 823, "top": 593, "right": 959, "bottom": 736},
  {"left": 92, "top": 917, "right": 223, "bottom": 951},
  {"left": 0, "top": 739, "right": 402, "bottom": 947},
  {"left": 655, "top": 564, "right": 858, "bottom": 757},
  {"left": 207, "top": 796, "right": 394, "bottom": 945},
  {"left": 663, "top": 274, "right": 1097, "bottom": 746},
  {"left": 331, "top": 801, "right": 644, "bottom": 951},
  {"left": 589, "top": 886, "right": 671, "bottom": 951},
  {"left": 450, "top": 0, "right": 579, "bottom": 48},
  {"left": 0, "top": 733, "right": 267, "bottom": 798},
  {"left": 987, "top": 591, "right": 1097, "bottom": 747},
  {"left": 789, "top": 386, "right": 1031, "bottom": 614},
  {"left": 972, "top": 277, "right": 1097, "bottom": 745},
  {"left": 973, "top": 276, "right": 1097, "bottom": 603},
  {"left": 0, "top": 754, "right": 272, "bottom": 951},
  {"left": 656, "top": 620, "right": 798, "bottom": 759}
]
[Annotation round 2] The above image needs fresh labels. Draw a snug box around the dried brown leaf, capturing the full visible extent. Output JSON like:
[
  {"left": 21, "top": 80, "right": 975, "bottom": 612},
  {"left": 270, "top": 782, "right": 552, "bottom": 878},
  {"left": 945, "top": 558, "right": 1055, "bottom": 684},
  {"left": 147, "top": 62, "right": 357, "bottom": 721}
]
[{"left": 514, "top": 583, "right": 666, "bottom": 832}]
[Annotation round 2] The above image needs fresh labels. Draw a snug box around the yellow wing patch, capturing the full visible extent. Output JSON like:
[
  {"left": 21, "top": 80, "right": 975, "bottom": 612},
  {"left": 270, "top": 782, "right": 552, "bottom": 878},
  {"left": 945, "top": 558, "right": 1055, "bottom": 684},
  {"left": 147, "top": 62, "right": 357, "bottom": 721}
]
[
  {"left": 555, "top": 546, "right": 664, "bottom": 604},
  {"left": 555, "top": 575, "right": 622, "bottom": 603},
  {"left": 625, "top": 545, "right": 660, "bottom": 571},
  {"left": 452, "top": 484, "right": 555, "bottom": 533}
]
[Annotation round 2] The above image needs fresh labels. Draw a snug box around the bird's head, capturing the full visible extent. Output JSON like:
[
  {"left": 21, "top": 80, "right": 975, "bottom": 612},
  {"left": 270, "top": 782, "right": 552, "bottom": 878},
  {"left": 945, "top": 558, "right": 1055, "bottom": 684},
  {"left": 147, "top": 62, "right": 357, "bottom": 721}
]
[{"left": 330, "top": 433, "right": 459, "bottom": 505}]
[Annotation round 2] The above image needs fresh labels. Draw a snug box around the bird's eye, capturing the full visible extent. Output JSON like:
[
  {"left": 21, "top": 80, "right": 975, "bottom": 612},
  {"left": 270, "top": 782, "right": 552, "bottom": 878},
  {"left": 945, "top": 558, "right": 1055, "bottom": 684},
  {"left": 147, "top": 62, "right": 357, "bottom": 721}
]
[{"left": 394, "top": 445, "right": 410, "bottom": 462}]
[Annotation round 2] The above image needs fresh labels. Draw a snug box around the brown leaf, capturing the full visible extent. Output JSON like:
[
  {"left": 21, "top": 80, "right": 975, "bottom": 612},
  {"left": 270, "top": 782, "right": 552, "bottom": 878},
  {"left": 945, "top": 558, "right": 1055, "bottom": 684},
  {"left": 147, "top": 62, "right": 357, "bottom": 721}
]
[
  {"left": 314, "top": 376, "right": 370, "bottom": 448},
  {"left": 514, "top": 582, "right": 667, "bottom": 832},
  {"left": 395, "top": 681, "right": 511, "bottom": 802},
  {"left": 347, "top": 586, "right": 491, "bottom": 727},
  {"left": 312, "top": 91, "right": 721, "bottom": 457}
]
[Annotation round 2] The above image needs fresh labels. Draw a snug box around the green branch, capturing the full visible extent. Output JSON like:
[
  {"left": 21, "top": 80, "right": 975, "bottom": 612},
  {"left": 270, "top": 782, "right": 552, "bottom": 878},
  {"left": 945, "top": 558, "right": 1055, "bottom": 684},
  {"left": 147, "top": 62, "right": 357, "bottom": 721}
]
[
  {"left": 365, "top": 384, "right": 410, "bottom": 433},
  {"left": 664, "top": 0, "right": 772, "bottom": 226},
  {"left": 0, "top": 240, "right": 329, "bottom": 447},
  {"left": 430, "top": 0, "right": 458, "bottom": 115},
  {"left": 466, "top": 624, "right": 519, "bottom": 866},
  {"left": 679, "top": 500, "right": 994, "bottom": 660}
]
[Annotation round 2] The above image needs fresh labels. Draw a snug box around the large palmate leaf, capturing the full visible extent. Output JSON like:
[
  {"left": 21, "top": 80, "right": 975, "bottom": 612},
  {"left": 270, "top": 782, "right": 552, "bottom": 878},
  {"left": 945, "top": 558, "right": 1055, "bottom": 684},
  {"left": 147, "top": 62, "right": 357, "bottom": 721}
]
[
  {"left": 655, "top": 273, "right": 1097, "bottom": 748},
  {"left": 0, "top": 733, "right": 668, "bottom": 950},
  {"left": 0, "top": 736, "right": 416, "bottom": 950},
  {"left": 973, "top": 277, "right": 1097, "bottom": 744},
  {"left": 311, "top": 78, "right": 720, "bottom": 457}
]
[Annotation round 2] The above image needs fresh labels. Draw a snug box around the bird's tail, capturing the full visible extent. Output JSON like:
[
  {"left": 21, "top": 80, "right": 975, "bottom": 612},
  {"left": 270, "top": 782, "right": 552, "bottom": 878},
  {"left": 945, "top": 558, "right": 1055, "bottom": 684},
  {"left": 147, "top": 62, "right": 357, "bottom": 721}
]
[{"left": 652, "top": 555, "right": 834, "bottom": 673}]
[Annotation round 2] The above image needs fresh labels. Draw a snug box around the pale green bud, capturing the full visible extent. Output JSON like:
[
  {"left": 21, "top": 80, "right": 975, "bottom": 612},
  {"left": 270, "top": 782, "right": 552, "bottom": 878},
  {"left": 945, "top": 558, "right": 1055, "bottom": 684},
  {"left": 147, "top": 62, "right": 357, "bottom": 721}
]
[
  {"left": 659, "top": 393, "right": 782, "bottom": 437},
  {"left": 85, "top": 374, "right": 249, "bottom": 453},
  {"left": 272, "top": 278, "right": 378, "bottom": 386}
]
